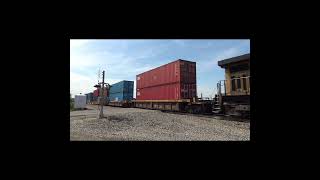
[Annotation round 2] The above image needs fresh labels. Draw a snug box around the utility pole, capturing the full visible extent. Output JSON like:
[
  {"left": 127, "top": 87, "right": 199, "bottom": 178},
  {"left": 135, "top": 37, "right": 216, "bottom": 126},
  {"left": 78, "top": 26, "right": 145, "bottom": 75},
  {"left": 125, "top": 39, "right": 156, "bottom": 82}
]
[
  {"left": 94, "top": 69, "right": 110, "bottom": 119},
  {"left": 98, "top": 70, "right": 105, "bottom": 119}
]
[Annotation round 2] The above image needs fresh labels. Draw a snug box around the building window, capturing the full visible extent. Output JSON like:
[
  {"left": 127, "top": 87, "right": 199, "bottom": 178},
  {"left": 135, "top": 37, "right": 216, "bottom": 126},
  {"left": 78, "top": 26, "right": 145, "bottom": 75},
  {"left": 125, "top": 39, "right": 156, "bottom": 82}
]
[
  {"left": 237, "top": 78, "right": 241, "bottom": 89},
  {"left": 243, "top": 75, "right": 247, "bottom": 90},
  {"left": 231, "top": 76, "right": 236, "bottom": 91}
]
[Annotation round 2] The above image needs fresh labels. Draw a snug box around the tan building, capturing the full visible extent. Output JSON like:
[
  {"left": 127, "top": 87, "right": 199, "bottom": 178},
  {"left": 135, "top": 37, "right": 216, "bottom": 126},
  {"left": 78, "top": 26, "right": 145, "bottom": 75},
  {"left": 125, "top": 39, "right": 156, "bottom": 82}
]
[{"left": 218, "top": 53, "right": 250, "bottom": 96}]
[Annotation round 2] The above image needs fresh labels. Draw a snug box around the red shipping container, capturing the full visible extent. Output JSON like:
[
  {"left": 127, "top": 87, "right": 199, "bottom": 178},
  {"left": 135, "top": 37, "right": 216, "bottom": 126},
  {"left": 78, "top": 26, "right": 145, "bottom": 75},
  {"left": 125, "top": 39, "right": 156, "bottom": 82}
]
[
  {"left": 137, "top": 83, "right": 196, "bottom": 100},
  {"left": 136, "top": 59, "right": 197, "bottom": 100}
]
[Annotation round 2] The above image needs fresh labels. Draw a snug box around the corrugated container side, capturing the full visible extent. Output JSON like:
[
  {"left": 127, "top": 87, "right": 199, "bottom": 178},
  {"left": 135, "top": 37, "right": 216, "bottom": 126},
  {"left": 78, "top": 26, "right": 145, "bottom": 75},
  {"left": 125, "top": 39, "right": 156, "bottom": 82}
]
[
  {"left": 136, "top": 82, "right": 197, "bottom": 100},
  {"left": 109, "top": 92, "right": 133, "bottom": 101},
  {"left": 180, "top": 61, "right": 196, "bottom": 84},
  {"left": 180, "top": 83, "right": 197, "bottom": 99},
  {"left": 110, "top": 81, "right": 134, "bottom": 94},
  {"left": 109, "top": 81, "right": 123, "bottom": 94},
  {"left": 137, "top": 60, "right": 181, "bottom": 89},
  {"left": 137, "top": 83, "right": 180, "bottom": 100},
  {"left": 123, "top": 81, "right": 134, "bottom": 94},
  {"left": 109, "top": 80, "right": 134, "bottom": 101}
]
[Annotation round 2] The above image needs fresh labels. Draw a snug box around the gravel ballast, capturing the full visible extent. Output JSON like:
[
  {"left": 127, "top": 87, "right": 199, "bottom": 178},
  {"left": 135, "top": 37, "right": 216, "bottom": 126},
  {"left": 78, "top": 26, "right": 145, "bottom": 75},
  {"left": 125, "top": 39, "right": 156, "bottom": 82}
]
[{"left": 70, "top": 105, "right": 250, "bottom": 141}]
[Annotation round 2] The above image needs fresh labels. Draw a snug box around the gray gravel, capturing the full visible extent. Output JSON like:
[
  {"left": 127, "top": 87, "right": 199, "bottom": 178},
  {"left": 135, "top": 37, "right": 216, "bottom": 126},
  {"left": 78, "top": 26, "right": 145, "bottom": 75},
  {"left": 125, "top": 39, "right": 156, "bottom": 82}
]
[{"left": 70, "top": 105, "right": 250, "bottom": 141}]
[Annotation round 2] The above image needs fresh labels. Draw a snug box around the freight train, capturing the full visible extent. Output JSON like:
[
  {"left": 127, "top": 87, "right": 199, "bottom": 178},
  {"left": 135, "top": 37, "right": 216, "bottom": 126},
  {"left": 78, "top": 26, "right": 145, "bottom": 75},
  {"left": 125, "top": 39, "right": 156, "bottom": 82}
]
[{"left": 85, "top": 54, "right": 250, "bottom": 118}]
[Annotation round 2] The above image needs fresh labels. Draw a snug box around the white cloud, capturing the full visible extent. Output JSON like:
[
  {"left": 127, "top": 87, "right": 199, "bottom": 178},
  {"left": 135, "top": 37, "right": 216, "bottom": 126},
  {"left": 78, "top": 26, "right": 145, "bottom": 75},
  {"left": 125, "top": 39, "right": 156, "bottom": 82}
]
[
  {"left": 70, "top": 52, "right": 100, "bottom": 70},
  {"left": 198, "top": 46, "right": 245, "bottom": 73},
  {"left": 210, "top": 47, "right": 241, "bottom": 66},
  {"left": 70, "top": 40, "right": 156, "bottom": 96},
  {"left": 70, "top": 72, "right": 97, "bottom": 97}
]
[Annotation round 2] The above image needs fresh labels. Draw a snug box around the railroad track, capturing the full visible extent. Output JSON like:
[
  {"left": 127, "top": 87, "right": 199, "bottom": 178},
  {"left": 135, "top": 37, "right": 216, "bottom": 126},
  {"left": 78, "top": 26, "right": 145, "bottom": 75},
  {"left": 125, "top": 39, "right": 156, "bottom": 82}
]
[
  {"left": 75, "top": 105, "right": 250, "bottom": 122},
  {"left": 160, "top": 110, "right": 250, "bottom": 122}
]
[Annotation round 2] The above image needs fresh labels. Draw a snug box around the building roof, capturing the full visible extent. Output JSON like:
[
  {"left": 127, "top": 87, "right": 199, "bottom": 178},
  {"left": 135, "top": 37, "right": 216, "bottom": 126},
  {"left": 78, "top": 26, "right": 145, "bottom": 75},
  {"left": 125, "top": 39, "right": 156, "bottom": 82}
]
[{"left": 218, "top": 53, "right": 250, "bottom": 67}]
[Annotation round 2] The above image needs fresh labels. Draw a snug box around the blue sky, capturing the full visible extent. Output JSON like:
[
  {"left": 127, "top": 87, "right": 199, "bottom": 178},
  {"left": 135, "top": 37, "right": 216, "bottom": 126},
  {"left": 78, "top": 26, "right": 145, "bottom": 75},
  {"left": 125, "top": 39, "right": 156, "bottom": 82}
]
[{"left": 70, "top": 39, "right": 250, "bottom": 98}]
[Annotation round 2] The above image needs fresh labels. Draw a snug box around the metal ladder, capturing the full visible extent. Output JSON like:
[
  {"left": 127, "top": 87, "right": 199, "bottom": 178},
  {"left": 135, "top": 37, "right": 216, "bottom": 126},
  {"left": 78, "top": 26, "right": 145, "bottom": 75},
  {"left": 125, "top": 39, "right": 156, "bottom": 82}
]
[{"left": 213, "top": 80, "right": 225, "bottom": 114}]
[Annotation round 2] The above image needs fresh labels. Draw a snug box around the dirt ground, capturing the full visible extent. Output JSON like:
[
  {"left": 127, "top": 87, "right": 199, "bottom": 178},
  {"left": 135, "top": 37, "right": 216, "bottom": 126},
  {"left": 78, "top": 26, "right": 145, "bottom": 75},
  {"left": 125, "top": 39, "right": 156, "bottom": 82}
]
[{"left": 70, "top": 105, "right": 250, "bottom": 141}]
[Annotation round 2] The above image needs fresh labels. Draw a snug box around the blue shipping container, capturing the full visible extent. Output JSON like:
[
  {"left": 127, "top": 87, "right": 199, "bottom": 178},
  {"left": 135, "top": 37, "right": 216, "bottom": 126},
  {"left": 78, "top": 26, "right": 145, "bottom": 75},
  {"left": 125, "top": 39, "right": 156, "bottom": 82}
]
[{"left": 109, "top": 80, "right": 134, "bottom": 101}]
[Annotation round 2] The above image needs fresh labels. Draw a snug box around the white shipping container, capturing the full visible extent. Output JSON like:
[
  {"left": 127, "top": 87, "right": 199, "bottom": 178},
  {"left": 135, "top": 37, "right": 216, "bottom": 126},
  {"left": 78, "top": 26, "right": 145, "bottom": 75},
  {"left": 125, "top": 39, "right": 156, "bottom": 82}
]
[{"left": 74, "top": 95, "right": 86, "bottom": 109}]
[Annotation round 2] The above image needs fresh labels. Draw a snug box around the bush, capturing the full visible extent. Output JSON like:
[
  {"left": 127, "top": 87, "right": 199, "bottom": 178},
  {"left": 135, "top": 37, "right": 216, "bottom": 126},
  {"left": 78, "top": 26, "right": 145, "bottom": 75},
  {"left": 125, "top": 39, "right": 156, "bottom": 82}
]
[{"left": 70, "top": 102, "right": 74, "bottom": 110}]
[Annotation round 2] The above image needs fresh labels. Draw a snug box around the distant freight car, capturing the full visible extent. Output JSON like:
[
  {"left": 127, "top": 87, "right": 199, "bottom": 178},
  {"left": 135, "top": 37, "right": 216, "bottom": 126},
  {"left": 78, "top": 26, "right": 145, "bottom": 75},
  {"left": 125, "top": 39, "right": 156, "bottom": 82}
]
[
  {"left": 108, "top": 80, "right": 134, "bottom": 107},
  {"left": 136, "top": 59, "right": 196, "bottom": 100},
  {"left": 93, "top": 87, "right": 108, "bottom": 97}
]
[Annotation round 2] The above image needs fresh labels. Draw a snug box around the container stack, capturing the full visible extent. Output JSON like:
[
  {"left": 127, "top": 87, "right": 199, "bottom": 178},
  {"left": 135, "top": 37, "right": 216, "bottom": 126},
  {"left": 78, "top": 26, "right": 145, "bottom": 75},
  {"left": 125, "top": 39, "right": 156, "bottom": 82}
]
[
  {"left": 136, "top": 59, "right": 197, "bottom": 100},
  {"left": 109, "top": 80, "right": 134, "bottom": 102}
]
